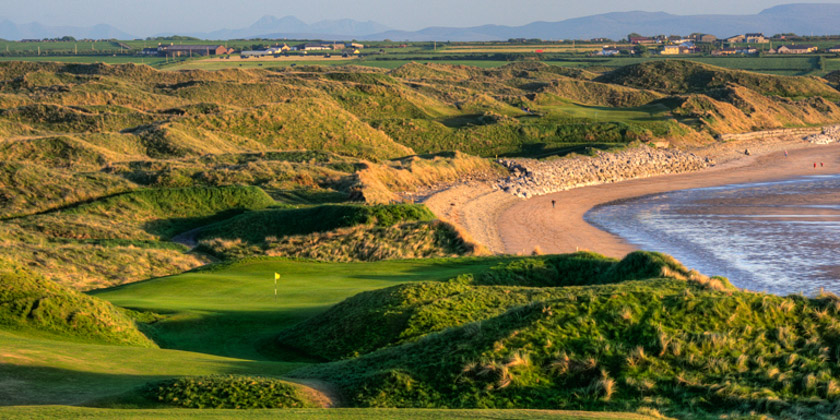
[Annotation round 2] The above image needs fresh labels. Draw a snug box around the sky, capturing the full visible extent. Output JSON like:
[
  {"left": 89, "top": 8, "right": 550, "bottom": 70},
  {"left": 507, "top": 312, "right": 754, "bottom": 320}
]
[{"left": 0, "top": 0, "right": 835, "bottom": 36}]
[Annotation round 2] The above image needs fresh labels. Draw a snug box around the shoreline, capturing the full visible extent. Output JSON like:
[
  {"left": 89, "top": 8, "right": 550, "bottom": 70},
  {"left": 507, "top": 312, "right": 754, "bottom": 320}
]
[
  {"left": 498, "top": 141, "right": 840, "bottom": 258},
  {"left": 426, "top": 139, "right": 840, "bottom": 258}
]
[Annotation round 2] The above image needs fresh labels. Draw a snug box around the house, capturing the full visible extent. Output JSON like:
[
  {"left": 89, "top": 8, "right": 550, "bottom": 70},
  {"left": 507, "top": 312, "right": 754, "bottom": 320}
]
[
  {"left": 711, "top": 47, "right": 757, "bottom": 56},
  {"left": 777, "top": 45, "right": 818, "bottom": 54},
  {"left": 293, "top": 43, "right": 330, "bottom": 51},
  {"left": 698, "top": 34, "right": 717, "bottom": 43},
  {"left": 140, "top": 47, "right": 159, "bottom": 56},
  {"left": 159, "top": 45, "right": 233, "bottom": 57},
  {"left": 661, "top": 43, "right": 696, "bottom": 55},
  {"left": 346, "top": 42, "right": 364, "bottom": 49},
  {"left": 725, "top": 35, "right": 745, "bottom": 43},
  {"left": 745, "top": 33, "right": 769, "bottom": 43},
  {"left": 629, "top": 36, "right": 657, "bottom": 45},
  {"left": 597, "top": 47, "right": 621, "bottom": 56},
  {"left": 828, "top": 45, "right": 840, "bottom": 53},
  {"left": 597, "top": 46, "right": 635, "bottom": 56}
]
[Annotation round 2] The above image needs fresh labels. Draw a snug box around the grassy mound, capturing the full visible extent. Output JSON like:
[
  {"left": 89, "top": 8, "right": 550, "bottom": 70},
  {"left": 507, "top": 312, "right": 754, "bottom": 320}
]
[
  {"left": 143, "top": 375, "right": 318, "bottom": 409},
  {"left": 289, "top": 271, "right": 840, "bottom": 418},
  {"left": 199, "top": 220, "right": 481, "bottom": 262},
  {"left": 276, "top": 252, "right": 726, "bottom": 361},
  {"left": 196, "top": 204, "right": 435, "bottom": 244},
  {"left": 56, "top": 185, "right": 276, "bottom": 239},
  {"left": 532, "top": 78, "right": 663, "bottom": 108},
  {"left": 596, "top": 60, "right": 840, "bottom": 99},
  {"left": 0, "top": 260, "right": 155, "bottom": 347},
  {"left": 0, "top": 161, "right": 134, "bottom": 219},
  {"left": 1, "top": 185, "right": 274, "bottom": 290}
]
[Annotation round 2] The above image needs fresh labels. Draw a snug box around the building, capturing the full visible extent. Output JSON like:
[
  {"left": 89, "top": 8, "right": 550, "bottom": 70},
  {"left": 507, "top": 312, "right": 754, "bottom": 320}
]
[
  {"left": 346, "top": 42, "right": 364, "bottom": 49},
  {"left": 828, "top": 45, "right": 840, "bottom": 53},
  {"left": 698, "top": 34, "right": 718, "bottom": 43},
  {"left": 597, "top": 47, "right": 621, "bottom": 56},
  {"left": 745, "top": 33, "right": 769, "bottom": 43},
  {"left": 159, "top": 45, "right": 233, "bottom": 57},
  {"left": 629, "top": 36, "right": 657, "bottom": 45},
  {"left": 293, "top": 43, "right": 330, "bottom": 51},
  {"left": 777, "top": 45, "right": 818, "bottom": 54},
  {"left": 140, "top": 47, "right": 159, "bottom": 56},
  {"left": 725, "top": 35, "right": 746, "bottom": 43},
  {"left": 661, "top": 43, "right": 696, "bottom": 55},
  {"left": 711, "top": 47, "right": 758, "bottom": 56}
]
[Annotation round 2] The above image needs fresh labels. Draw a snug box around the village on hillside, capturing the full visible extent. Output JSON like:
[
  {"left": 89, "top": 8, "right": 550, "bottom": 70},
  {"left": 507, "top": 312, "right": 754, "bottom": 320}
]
[{"left": 596, "top": 32, "right": 840, "bottom": 56}]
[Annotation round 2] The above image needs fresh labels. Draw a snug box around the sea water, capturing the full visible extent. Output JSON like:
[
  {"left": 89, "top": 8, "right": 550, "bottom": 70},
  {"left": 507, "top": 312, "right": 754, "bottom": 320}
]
[{"left": 585, "top": 174, "right": 840, "bottom": 295}]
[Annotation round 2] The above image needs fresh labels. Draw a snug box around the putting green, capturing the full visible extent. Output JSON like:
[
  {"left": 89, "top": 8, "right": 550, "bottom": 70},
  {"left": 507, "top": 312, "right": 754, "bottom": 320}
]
[{"left": 92, "top": 257, "right": 509, "bottom": 361}]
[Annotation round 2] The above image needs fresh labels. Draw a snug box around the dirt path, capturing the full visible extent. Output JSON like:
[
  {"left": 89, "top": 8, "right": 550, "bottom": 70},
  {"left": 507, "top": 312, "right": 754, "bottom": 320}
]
[
  {"left": 286, "top": 378, "right": 342, "bottom": 408},
  {"left": 170, "top": 226, "right": 204, "bottom": 249},
  {"left": 428, "top": 141, "right": 840, "bottom": 258}
]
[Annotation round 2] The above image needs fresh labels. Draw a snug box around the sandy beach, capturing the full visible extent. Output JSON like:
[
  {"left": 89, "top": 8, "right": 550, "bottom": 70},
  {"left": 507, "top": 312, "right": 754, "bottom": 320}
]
[{"left": 427, "top": 140, "right": 840, "bottom": 258}]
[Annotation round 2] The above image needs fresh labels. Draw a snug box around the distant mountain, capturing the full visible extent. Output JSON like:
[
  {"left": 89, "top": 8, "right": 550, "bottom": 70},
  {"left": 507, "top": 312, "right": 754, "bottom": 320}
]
[
  {"left": 0, "top": 19, "right": 133, "bottom": 40},
  {"left": 360, "top": 3, "right": 840, "bottom": 41},
  {"left": 180, "top": 15, "right": 391, "bottom": 40},
  {"left": 2, "top": 3, "right": 840, "bottom": 42}
]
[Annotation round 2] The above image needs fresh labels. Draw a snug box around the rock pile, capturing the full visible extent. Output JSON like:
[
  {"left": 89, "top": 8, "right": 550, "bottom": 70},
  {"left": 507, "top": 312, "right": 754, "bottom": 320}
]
[
  {"left": 805, "top": 125, "right": 840, "bottom": 144},
  {"left": 495, "top": 147, "right": 712, "bottom": 198}
]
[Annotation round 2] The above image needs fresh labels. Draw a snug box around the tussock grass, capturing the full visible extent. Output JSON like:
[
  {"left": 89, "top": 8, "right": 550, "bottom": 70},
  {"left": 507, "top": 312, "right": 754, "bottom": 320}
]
[
  {"left": 0, "top": 259, "right": 155, "bottom": 346},
  {"left": 143, "top": 375, "right": 318, "bottom": 409}
]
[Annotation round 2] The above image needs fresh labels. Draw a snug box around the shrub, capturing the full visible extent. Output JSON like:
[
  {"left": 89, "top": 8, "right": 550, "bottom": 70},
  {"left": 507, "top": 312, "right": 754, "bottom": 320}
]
[{"left": 143, "top": 375, "right": 318, "bottom": 409}]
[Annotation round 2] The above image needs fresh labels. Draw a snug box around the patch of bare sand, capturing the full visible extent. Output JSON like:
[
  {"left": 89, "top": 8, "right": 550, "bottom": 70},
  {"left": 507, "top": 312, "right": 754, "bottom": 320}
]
[
  {"left": 426, "top": 139, "right": 840, "bottom": 258},
  {"left": 423, "top": 183, "right": 519, "bottom": 254}
]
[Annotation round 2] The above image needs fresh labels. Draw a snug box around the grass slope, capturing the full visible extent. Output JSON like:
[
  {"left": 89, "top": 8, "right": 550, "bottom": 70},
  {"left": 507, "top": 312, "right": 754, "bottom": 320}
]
[
  {"left": 0, "top": 260, "right": 154, "bottom": 347},
  {"left": 276, "top": 252, "right": 717, "bottom": 360},
  {"left": 284, "top": 254, "right": 840, "bottom": 419},
  {"left": 90, "top": 257, "right": 512, "bottom": 361}
]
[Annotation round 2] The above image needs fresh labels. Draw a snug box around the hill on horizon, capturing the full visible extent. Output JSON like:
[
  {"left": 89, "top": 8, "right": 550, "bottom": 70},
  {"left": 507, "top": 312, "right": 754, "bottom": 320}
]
[{"left": 2, "top": 3, "right": 840, "bottom": 41}]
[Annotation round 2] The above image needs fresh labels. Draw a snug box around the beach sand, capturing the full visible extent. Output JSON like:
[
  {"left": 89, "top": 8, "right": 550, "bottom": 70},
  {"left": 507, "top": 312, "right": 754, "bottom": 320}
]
[{"left": 427, "top": 139, "right": 840, "bottom": 257}]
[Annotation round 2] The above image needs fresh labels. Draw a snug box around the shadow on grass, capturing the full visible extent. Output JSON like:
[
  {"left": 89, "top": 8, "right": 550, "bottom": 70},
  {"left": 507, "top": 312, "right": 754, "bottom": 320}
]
[
  {"left": 141, "top": 208, "right": 250, "bottom": 239},
  {"left": 0, "top": 360, "right": 306, "bottom": 407},
  {"left": 500, "top": 142, "right": 625, "bottom": 159},
  {"left": 137, "top": 308, "right": 333, "bottom": 362}
]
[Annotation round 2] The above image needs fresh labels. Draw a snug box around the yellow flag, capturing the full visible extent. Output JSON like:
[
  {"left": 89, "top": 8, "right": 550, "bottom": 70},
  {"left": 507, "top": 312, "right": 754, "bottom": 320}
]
[{"left": 274, "top": 272, "right": 280, "bottom": 281}]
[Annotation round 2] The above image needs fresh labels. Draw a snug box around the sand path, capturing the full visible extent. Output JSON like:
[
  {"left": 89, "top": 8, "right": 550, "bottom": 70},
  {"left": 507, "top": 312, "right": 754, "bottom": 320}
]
[{"left": 427, "top": 141, "right": 840, "bottom": 258}]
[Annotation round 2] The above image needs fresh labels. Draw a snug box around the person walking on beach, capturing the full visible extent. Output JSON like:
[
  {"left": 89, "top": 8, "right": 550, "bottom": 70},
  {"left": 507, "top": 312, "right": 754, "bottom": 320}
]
[
  {"left": 784, "top": 150, "right": 788, "bottom": 158},
  {"left": 551, "top": 199, "right": 556, "bottom": 208}
]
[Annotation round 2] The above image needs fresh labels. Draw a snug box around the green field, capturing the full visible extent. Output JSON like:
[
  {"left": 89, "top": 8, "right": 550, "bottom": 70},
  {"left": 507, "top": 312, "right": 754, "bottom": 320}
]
[{"left": 2, "top": 36, "right": 839, "bottom": 76}]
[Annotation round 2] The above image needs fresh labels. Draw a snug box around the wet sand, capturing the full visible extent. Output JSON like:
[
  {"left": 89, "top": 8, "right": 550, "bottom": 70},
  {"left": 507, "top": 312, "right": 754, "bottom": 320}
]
[{"left": 496, "top": 143, "right": 840, "bottom": 257}]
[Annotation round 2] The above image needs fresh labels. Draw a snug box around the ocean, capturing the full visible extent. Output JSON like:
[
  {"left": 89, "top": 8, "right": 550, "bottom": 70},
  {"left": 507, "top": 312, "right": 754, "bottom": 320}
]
[{"left": 585, "top": 174, "right": 840, "bottom": 295}]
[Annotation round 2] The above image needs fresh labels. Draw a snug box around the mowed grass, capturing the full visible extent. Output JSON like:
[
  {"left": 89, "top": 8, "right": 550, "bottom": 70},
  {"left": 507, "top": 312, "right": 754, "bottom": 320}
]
[
  {"left": 90, "top": 257, "right": 511, "bottom": 361},
  {"left": 0, "top": 406, "right": 659, "bottom": 419},
  {"left": 1, "top": 257, "right": 509, "bottom": 408},
  {"left": 540, "top": 102, "right": 672, "bottom": 122},
  {"left": 0, "top": 329, "right": 305, "bottom": 406}
]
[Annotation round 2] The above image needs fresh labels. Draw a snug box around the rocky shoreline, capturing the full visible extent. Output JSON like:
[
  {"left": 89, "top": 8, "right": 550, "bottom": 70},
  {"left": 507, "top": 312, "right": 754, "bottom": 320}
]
[
  {"left": 805, "top": 125, "right": 840, "bottom": 144},
  {"left": 494, "top": 147, "right": 712, "bottom": 198}
]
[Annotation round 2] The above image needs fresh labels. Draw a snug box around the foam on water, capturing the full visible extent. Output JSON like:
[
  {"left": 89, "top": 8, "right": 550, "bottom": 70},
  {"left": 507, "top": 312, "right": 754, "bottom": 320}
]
[{"left": 585, "top": 175, "right": 840, "bottom": 295}]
